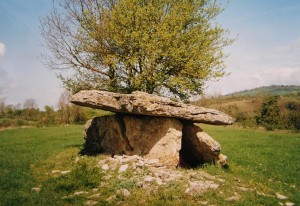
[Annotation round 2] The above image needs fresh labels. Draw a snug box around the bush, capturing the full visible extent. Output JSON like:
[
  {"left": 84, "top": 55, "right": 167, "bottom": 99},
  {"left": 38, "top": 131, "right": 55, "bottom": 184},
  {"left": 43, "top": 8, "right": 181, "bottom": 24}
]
[
  {"left": 256, "top": 96, "right": 280, "bottom": 130},
  {"left": 284, "top": 101, "right": 300, "bottom": 131}
]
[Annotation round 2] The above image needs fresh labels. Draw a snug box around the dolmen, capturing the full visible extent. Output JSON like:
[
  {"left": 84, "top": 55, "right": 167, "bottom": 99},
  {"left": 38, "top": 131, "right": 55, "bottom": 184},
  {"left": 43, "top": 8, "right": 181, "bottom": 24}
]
[{"left": 71, "top": 90, "right": 235, "bottom": 168}]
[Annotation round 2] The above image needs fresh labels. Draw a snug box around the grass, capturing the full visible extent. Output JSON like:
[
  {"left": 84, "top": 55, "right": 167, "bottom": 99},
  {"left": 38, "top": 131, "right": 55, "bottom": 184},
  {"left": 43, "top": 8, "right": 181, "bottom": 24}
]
[
  {"left": 0, "top": 125, "right": 299, "bottom": 205},
  {"left": 0, "top": 126, "right": 83, "bottom": 205},
  {"left": 201, "top": 125, "right": 300, "bottom": 205}
]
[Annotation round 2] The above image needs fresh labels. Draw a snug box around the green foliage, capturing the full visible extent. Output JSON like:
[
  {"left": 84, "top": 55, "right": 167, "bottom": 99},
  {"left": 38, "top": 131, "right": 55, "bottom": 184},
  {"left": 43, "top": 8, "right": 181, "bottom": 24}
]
[
  {"left": 195, "top": 92, "right": 300, "bottom": 131},
  {"left": 42, "top": 0, "right": 232, "bottom": 100},
  {"left": 256, "top": 96, "right": 280, "bottom": 130},
  {"left": 285, "top": 101, "right": 300, "bottom": 130},
  {"left": 0, "top": 91, "right": 113, "bottom": 129},
  {"left": 0, "top": 118, "right": 38, "bottom": 127},
  {"left": 0, "top": 106, "right": 111, "bottom": 129},
  {"left": 288, "top": 112, "right": 300, "bottom": 130},
  {"left": 0, "top": 107, "right": 111, "bottom": 128}
]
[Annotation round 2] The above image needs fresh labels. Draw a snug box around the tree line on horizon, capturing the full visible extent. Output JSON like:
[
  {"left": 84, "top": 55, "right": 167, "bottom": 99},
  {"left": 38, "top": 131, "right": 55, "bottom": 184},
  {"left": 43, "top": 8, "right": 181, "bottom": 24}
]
[
  {"left": 1, "top": 87, "right": 299, "bottom": 131},
  {"left": 0, "top": 90, "right": 108, "bottom": 128}
]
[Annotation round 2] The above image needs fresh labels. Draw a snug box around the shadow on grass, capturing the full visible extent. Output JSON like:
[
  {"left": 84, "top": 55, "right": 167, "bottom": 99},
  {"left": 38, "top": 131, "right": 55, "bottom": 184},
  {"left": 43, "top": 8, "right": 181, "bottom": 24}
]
[
  {"left": 64, "top": 144, "right": 83, "bottom": 149},
  {"left": 78, "top": 142, "right": 106, "bottom": 156}
]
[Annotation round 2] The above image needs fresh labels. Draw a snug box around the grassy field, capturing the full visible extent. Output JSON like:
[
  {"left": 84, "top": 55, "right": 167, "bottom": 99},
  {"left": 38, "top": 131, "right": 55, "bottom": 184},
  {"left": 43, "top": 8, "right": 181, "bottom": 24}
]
[
  {"left": 0, "top": 126, "right": 83, "bottom": 205},
  {"left": 0, "top": 125, "right": 299, "bottom": 205}
]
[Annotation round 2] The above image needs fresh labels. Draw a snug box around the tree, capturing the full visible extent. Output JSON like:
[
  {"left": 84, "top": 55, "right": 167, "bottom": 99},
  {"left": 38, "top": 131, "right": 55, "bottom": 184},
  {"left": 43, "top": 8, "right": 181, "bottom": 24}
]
[
  {"left": 23, "top": 98, "right": 38, "bottom": 109},
  {"left": 57, "top": 90, "right": 86, "bottom": 124},
  {"left": 256, "top": 96, "right": 280, "bottom": 130},
  {"left": 42, "top": 105, "right": 56, "bottom": 125},
  {"left": 286, "top": 101, "right": 300, "bottom": 131},
  {"left": 22, "top": 99, "right": 39, "bottom": 121},
  {"left": 41, "top": 0, "right": 232, "bottom": 100},
  {"left": 57, "top": 91, "right": 72, "bottom": 124},
  {"left": 0, "top": 87, "right": 5, "bottom": 116}
]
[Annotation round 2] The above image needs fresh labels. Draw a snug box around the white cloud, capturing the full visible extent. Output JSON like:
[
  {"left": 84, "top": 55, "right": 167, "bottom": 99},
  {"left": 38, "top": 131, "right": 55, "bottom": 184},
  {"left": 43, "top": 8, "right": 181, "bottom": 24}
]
[
  {"left": 206, "top": 67, "right": 300, "bottom": 95},
  {"left": 0, "top": 42, "right": 5, "bottom": 58},
  {"left": 0, "top": 66, "right": 7, "bottom": 78},
  {"left": 259, "top": 68, "right": 300, "bottom": 85},
  {"left": 204, "top": 34, "right": 300, "bottom": 96}
]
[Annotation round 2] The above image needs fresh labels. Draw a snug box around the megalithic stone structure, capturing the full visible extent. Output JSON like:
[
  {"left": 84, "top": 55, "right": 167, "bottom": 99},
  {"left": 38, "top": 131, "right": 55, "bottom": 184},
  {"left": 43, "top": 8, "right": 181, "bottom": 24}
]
[{"left": 71, "top": 90, "right": 234, "bottom": 168}]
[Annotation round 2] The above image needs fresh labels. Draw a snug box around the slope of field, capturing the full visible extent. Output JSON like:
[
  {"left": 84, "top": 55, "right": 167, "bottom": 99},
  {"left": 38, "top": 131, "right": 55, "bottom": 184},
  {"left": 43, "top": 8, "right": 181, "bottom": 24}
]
[{"left": 0, "top": 126, "right": 299, "bottom": 205}]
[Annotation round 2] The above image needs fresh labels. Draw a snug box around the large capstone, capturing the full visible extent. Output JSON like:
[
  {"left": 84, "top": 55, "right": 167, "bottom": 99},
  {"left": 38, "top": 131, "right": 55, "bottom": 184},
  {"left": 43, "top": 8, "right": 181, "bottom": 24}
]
[{"left": 71, "top": 90, "right": 235, "bottom": 125}]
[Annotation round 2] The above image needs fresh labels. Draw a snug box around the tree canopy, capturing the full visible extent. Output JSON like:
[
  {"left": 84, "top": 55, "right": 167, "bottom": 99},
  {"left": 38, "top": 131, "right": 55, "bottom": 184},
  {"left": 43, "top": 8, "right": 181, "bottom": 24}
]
[{"left": 41, "top": 0, "right": 232, "bottom": 100}]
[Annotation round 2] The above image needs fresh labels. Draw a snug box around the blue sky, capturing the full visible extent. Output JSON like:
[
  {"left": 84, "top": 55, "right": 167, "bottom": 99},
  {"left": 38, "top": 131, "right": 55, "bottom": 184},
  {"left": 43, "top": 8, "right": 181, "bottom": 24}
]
[
  {"left": 0, "top": 0, "right": 300, "bottom": 108},
  {"left": 210, "top": 0, "right": 300, "bottom": 94}
]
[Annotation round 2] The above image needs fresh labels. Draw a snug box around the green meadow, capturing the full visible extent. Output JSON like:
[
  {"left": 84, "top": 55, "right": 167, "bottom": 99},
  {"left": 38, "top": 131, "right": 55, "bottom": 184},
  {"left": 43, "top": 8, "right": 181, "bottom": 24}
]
[{"left": 0, "top": 125, "right": 299, "bottom": 205}]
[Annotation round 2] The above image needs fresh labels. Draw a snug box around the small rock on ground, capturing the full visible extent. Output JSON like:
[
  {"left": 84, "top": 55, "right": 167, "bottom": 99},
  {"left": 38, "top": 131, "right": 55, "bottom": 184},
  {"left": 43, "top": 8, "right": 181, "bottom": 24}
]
[
  {"left": 117, "top": 188, "right": 131, "bottom": 198},
  {"left": 61, "top": 170, "right": 71, "bottom": 175},
  {"left": 74, "top": 191, "right": 89, "bottom": 196},
  {"left": 118, "top": 164, "right": 129, "bottom": 173},
  {"left": 256, "top": 191, "right": 274, "bottom": 197},
  {"left": 75, "top": 157, "right": 80, "bottom": 163},
  {"left": 106, "top": 195, "right": 116, "bottom": 201},
  {"left": 87, "top": 193, "right": 101, "bottom": 199},
  {"left": 103, "top": 175, "right": 112, "bottom": 180},
  {"left": 101, "top": 164, "right": 110, "bottom": 171},
  {"left": 185, "top": 181, "right": 219, "bottom": 196},
  {"left": 144, "top": 175, "right": 155, "bottom": 182},
  {"left": 51, "top": 170, "right": 61, "bottom": 174},
  {"left": 91, "top": 188, "right": 98, "bottom": 192},
  {"left": 155, "top": 177, "right": 163, "bottom": 185},
  {"left": 198, "top": 201, "right": 209, "bottom": 205},
  {"left": 225, "top": 192, "right": 241, "bottom": 201},
  {"left": 85, "top": 200, "right": 98, "bottom": 206},
  {"left": 237, "top": 186, "right": 251, "bottom": 192},
  {"left": 31, "top": 187, "right": 41, "bottom": 192},
  {"left": 146, "top": 159, "right": 159, "bottom": 165},
  {"left": 276, "top": 193, "right": 288, "bottom": 200},
  {"left": 285, "top": 202, "right": 295, "bottom": 206}
]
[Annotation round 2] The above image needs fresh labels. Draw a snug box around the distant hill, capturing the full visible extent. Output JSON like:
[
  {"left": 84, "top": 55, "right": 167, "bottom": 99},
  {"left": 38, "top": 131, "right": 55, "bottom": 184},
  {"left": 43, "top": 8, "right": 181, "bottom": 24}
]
[
  {"left": 195, "top": 85, "right": 300, "bottom": 129},
  {"left": 225, "top": 85, "right": 300, "bottom": 97}
]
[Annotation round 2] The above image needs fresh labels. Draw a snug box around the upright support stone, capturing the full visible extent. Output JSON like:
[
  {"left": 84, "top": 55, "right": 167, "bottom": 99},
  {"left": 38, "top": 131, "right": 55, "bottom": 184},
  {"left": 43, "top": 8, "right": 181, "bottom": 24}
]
[
  {"left": 180, "top": 122, "right": 221, "bottom": 167},
  {"left": 123, "top": 115, "right": 182, "bottom": 166},
  {"left": 83, "top": 115, "right": 133, "bottom": 155},
  {"left": 83, "top": 114, "right": 182, "bottom": 167}
]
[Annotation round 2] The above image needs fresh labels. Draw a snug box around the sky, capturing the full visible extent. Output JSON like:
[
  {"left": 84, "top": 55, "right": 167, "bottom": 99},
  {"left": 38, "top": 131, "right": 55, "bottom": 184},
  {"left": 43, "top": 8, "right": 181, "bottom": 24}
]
[{"left": 0, "top": 0, "right": 300, "bottom": 108}]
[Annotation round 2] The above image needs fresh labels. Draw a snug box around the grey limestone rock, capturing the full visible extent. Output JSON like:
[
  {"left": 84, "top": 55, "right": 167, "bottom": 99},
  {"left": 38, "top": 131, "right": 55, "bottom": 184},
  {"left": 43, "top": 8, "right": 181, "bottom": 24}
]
[
  {"left": 83, "top": 114, "right": 223, "bottom": 167},
  {"left": 71, "top": 90, "right": 234, "bottom": 125}
]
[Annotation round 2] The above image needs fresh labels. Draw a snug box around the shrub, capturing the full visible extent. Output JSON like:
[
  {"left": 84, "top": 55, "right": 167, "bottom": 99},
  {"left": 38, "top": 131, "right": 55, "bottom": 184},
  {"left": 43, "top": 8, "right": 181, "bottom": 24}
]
[{"left": 256, "top": 96, "right": 280, "bottom": 130}]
